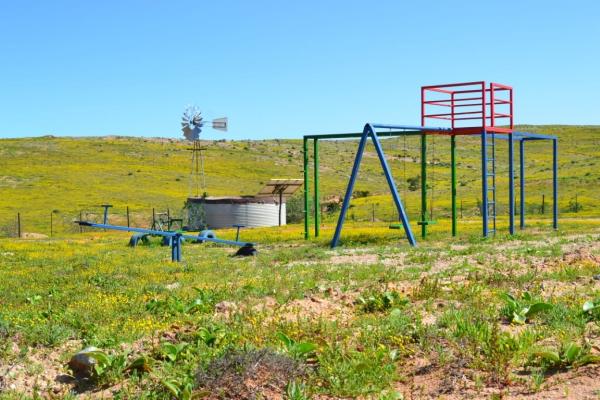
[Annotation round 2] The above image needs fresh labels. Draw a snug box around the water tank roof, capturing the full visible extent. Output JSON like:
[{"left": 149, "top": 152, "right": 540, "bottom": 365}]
[{"left": 187, "top": 196, "right": 280, "bottom": 204}]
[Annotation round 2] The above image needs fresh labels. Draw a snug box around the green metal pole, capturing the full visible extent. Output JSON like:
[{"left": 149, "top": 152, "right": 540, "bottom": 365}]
[
  {"left": 420, "top": 133, "right": 427, "bottom": 238},
  {"left": 451, "top": 135, "right": 457, "bottom": 236},
  {"left": 303, "top": 137, "right": 310, "bottom": 239},
  {"left": 314, "top": 139, "right": 320, "bottom": 237}
]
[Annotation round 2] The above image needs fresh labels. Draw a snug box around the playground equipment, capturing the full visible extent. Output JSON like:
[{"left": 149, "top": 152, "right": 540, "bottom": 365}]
[
  {"left": 75, "top": 207, "right": 257, "bottom": 261},
  {"left": 302, "top": 81, "right": 558, "bottom": 247}
]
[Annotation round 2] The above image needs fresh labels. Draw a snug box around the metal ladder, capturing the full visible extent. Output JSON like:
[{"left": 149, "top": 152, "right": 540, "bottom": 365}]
[{"left": 485, "top": 132, "right": 497, "bottom": 234}]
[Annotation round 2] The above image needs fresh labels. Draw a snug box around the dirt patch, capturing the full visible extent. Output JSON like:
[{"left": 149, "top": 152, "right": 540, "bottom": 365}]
[
  {"left": 280, "top": 290, "right": 356, "bottom": 323},
  {"left": 395, "top": 353, "right": 600, "bottom": 400},
  {"left": 561, "top": 245, "right": 600, "bottom": 266},
  {"left": 21, "top": 232, "right": 49, "bottom": 239},
  {"left": 0, "top": 339, "right": 81, "bottom": 397},
  {"left": 330, "top": 253, "right": 379, "bottom": 265}
]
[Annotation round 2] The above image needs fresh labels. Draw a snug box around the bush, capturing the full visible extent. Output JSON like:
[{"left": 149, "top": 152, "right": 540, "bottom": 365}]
[{"left": 406, "top": 175, "right": 420, "bottom": 191}]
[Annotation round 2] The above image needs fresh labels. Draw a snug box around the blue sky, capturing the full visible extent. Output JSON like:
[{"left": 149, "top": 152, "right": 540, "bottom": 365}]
[{"left": 1, "top": 1, "right": 599, "bottom": 139}]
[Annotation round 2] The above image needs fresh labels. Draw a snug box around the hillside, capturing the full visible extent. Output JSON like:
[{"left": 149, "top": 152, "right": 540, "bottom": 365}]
[{"left": 0, "top": 125, "right": 598, "bottom": 236}]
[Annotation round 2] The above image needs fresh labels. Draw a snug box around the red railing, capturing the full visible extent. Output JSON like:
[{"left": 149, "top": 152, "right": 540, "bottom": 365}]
[{"left": 421, "top": 81, "right": 513, "bottom": 134}]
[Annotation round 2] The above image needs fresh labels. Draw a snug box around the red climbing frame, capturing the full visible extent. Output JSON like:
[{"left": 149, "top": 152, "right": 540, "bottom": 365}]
[{"left": 421, "top": 81, "right": 513, "bottom": 135}]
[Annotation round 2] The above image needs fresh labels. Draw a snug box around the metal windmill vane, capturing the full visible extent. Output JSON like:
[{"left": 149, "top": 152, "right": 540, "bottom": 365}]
[
  {"left": 181, "top": 106, "right": 228, "bottom": 197},
  {"left": 181, "top": 106, "right": 204, "bottom": 141}
]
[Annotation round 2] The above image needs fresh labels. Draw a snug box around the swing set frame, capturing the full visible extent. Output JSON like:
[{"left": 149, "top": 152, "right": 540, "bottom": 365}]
[{"left": 302, "top": 81, "right": 559, "bottom": 247}]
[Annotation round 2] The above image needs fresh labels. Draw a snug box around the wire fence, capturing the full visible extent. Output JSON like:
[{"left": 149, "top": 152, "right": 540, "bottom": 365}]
[
  {"left": 0, "top": 206, "right": 187, "bottom": 239},
  {"left": 0, "top": 192, "right": 583, "bottom": 239}
]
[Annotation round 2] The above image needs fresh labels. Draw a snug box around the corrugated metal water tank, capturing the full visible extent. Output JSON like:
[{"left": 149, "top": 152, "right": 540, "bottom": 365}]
[{"left": 186, "top": 196, "right": 285, "bottom": 230}]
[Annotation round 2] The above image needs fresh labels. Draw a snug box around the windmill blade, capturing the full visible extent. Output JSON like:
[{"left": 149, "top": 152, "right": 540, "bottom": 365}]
[
  {"left": 182, "top": 126, "right": 193, "bottom": 140},
  {"left": 182, "top": 126, "right": 200, "bottom": 141}
]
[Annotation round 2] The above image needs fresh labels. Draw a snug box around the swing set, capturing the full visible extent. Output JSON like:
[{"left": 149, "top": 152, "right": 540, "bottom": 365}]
[{"left": 302, "top": 81, "right": 559, "bottom": 247}]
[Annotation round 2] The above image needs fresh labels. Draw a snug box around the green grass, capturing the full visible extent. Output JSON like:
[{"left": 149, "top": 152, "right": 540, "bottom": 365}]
[
  {"left": 1, "top": 220, "right": 600, "bottom": 398},
  {"left": 1, "top": 125, "right": 599, "bottom": 236},
  {"left": 1, "top": 127, "right": 600, "bottom": 398}
]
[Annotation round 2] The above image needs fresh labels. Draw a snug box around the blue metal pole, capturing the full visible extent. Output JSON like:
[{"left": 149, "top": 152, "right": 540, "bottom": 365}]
[
  {"left": 508, "top": 132, "right": 515, "bottom": 235},
  {"left": 331, "top": 124, "right": 371, "bottom": 248},
  {"left": 481, "top": 130, "right": 488, "bottom": 237},
  {"left": 519, "top": 139, "right": 525, "bottom": 229},
  {"left": 171, "top": 236, "right": 177, "bottom": 261},
  {"left": 370, "top": 126, "right": 417, "bottom": 246},
  {"left": 553, "top": 139, "right": 558, "bottom": 230}
]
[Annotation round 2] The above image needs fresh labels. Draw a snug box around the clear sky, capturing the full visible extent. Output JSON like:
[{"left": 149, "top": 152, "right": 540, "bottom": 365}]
[{"left": 1, "top": 1, "right": 599, "bottom": 140}]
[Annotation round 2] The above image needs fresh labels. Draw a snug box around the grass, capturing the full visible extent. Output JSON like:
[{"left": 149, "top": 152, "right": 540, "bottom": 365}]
[
  {"left": 1, "top": 125, "right": 600, "bottom": 236},
  {"left": 1, "top": 219, "right": 600, "bottom": 398},
  {"left": 1, "top": 127, "right": 600, "bottom": 398}
]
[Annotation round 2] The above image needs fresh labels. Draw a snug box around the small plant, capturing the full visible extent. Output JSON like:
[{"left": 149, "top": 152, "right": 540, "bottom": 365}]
[
  {"left": 285, "top": 380, "right": 310, "bottom": 400},
  {"left": 411, "top": 277, "right": 441, "bottom": 300},
  {"left": 196, "top": 325, "right": 226, "bottom": 347},
  {"left": 277, "top": 332, "right": 317, "bottom": 360},
  {"left": 528, "top": 342, "right": 600, "bottom": 371},
  {"left": 500, "top": 292, "right": 553, "bottom": 324},
  {"left": 406, "top": 175, "right": 420, "bottom": 191},
  {"left": 378, "top": 390, "right": 404, "bottom": 400},
  {"left": 352, "top": 190, "right": 370, "bottom": 199},
  {"left": 582, "top": 299, "right": 600, "bottom": 320},
  {"left": 160, "top": 342, "right": 189, "bottom": 363},
  {"left": 161, "top": 376, "right": 195, "bottom": 400},
  {"left": 356, "top": 290, "right": 408, "bottom": 313},
  {"left": 145, "top": 288, "right": 218, "bottom": 316}
]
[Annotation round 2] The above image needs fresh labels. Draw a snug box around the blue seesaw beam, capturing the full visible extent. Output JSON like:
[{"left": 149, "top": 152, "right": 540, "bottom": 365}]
[{"left": 76, "top": 221, "right": 255, "bottom": 262}]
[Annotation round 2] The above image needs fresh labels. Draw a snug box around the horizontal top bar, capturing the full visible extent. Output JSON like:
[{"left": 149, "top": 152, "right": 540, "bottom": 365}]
[
  {"left": 304, "top": 130, "right": 423, "bottom": 139},
  {"left": 422, "top": 81, "right": 484, "bottom": 89},
  {"left": 514, "top": 131, "right": 557, "bottom": 140},
  {"left": 422, "top": 81, "right": 512, "bottom": 94},
  {"left": 370, "top": 124, "right": 451, "bottom": 131}
]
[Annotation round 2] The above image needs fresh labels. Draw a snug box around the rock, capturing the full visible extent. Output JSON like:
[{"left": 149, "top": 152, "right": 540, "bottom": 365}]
[
  {"left": 68, "top": 347, "right": 99, "bottom": 376},
  {"left": 165, "top": 282, "right": 181, "bottom": 291},
  {"left": 215, "top": 301, "right": 237, "bottom": 316},
  {"left": 593, "top": 274, "right": 600, "bottom": 281}
]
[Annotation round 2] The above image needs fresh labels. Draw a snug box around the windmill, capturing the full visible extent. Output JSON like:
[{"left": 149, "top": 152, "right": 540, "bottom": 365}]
[{"left": 181, "top": 106, "right": 228, "bottom": 197}]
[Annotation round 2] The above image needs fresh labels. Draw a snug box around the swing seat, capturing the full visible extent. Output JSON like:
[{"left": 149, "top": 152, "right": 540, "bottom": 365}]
[
  {"left": 389, "top": 223, "right": 403, "bottom": 230},
  {"left": 417, "top": 220, "right": 437, "bottom": 226}
]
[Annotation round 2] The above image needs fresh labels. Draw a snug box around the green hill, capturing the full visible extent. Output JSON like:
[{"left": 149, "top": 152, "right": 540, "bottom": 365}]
[{"left": 0, "top": 125, "right": 598, "bottom": 236}]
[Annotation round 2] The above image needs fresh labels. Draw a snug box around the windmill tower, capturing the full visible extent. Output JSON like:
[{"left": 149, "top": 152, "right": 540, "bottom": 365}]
[{"left": 180, "top": 106, "right": 228, "bottom": 197}]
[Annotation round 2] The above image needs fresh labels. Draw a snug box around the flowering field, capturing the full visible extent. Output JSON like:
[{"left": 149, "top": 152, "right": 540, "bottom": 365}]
[{"left": 2, "top": 219, "right": 600, "bottom": 399}]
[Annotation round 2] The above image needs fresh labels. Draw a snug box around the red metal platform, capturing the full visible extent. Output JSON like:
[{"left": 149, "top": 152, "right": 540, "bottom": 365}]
[{"left": 421, "top": 81, "right": 513, "bottom": 135}]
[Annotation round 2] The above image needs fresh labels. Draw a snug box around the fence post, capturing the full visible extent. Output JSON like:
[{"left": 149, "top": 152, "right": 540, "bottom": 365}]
[
  {"left": 152, "top": 208, "right": 156, "bottom": 229},
  {"left": 371, "top": 203, "right": 375, "bottom": 222},
  {"left": 126, "top": 206, "right": 130, "bottom": 228},
  {"left": 17, "top": 212, "right": 21, "bottom": 238},
  {"left": 460, "top": 200, "right": 463, "bottom": 219},
  {"left": 541, "top": 194, "right": 545, "bottom": 214}
]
